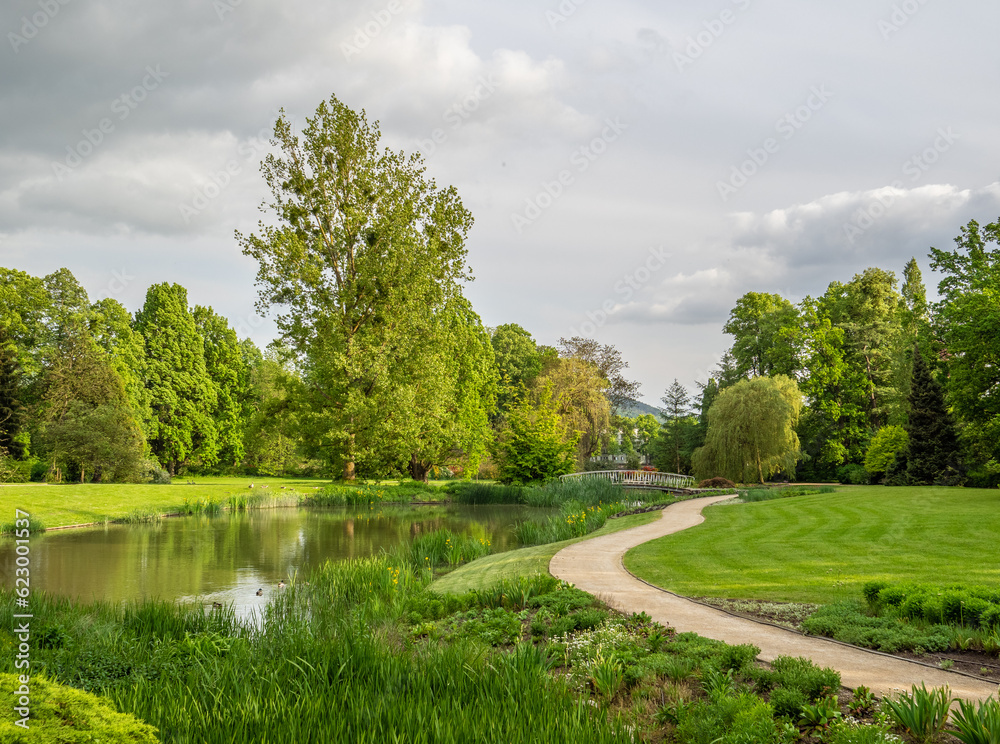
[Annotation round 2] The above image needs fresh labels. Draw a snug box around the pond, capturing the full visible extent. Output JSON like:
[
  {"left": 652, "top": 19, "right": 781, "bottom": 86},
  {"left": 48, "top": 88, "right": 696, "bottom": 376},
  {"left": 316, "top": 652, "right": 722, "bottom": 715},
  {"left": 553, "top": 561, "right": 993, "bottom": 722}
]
[{"left": 0, "top": 504, "right": 544, "bottom": 615}]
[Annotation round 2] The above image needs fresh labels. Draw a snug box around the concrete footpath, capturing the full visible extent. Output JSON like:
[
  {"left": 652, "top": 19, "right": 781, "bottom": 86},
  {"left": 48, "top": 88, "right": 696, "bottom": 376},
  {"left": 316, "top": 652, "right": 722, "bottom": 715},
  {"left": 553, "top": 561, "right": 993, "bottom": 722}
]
[{"left": 549, "top": 494, "right": 999, "bottom": 702}]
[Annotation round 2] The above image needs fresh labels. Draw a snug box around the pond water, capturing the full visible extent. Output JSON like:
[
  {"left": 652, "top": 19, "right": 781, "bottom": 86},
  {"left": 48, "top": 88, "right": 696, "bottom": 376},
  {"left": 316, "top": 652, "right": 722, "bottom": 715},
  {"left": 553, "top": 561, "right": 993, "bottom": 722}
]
[{"left": 0, "top": 505, "right": 543, "bottom": 615}]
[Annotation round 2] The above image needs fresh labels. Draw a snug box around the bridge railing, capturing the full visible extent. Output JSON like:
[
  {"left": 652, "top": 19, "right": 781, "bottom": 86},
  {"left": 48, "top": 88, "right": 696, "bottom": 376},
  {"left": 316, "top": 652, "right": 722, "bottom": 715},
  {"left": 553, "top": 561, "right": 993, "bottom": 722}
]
[{"left": 559, "top": 470, "right": 696, "bottom": 489}]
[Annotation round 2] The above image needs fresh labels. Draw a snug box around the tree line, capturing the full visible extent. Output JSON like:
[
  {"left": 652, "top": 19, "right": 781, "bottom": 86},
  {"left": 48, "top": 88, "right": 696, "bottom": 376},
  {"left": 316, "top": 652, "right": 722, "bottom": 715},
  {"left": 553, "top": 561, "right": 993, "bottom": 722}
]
[
  {"left": 657, "top": 219, "right": 1000, "bottom": 487},
  {"left": 2, "top": 93, "right": 995, "bottom": 488}
]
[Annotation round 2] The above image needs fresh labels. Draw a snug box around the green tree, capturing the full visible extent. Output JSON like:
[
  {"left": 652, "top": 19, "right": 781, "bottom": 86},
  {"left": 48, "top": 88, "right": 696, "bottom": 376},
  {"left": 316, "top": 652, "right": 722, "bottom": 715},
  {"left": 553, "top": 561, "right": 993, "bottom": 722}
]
[
  {"left": 558, "top": 337, "right": 641, "bottom": 414},
  {"left": 396, "top": 298, "right": 497, "bottom": 481},
  {"left": 490, "top": 324, "right": 545, "bottom": 417},
  {"left": 929, "top": 217, "right": 1000, "bottom": 463},
  {"left": 135, "top": 283, "right": 218, "bottom": 474},
  {"left": 693, "top": 375, "right": 803, "bottom": 483},
  {"left": 905, "top": 350, "right": 962, "bottom": 485},
  {"left": 491, "top": 384, "right": 579, "bottom": 484},
  {"left": 1, "top": 268, "right": 52, "bottom": 437},
  {"left": 656, "top": 379, "right": 693, "bottom": 473},
  {"left": 238, "top": 95, "right": 475, "bottom": 480},
  {"left": 863, "top": 425, "right": 909, "bottom": 481},
  {"left": 89, "top": 298, "right": 152, "bottom": 439},
  {"left": 722, "top": 292, "right": 801, "bottom": 378},
  {"left": 797, "top": 299, "right": 869, "bottom": 473},
  {"left": 0, "top": 326, "right": 25, "bottom": 458},
  {"left": 242, "top": 347, "right": 302, "bottom": 476},
  {"left": 35, "top": 321, "right": 144, "bottom": 482},
  {"left": 193, "top": 306, "right": 250, "bottom": 469},
  {"left": 534, "top": 356, "right": 609, "bottom": 465}
]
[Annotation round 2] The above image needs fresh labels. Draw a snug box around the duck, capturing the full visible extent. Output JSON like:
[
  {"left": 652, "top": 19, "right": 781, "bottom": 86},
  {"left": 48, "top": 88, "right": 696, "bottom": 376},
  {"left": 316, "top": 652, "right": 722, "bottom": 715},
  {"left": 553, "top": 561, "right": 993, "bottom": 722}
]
[
  {"left": 212, "top": 601, "right": 223, "bottom": 610},
  {"left": 278, "top": 581, "right": 286, "bottom": 589},
  {"left": 255, "top": 588, "right": 263, "bottom": 596}
]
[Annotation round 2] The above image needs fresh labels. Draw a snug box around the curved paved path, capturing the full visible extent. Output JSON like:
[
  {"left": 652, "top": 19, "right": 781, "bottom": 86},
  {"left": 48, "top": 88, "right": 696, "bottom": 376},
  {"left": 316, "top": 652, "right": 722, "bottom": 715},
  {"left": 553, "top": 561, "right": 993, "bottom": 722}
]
[{"left": 550, "top": 495, "right": 999, "bottom": 702}]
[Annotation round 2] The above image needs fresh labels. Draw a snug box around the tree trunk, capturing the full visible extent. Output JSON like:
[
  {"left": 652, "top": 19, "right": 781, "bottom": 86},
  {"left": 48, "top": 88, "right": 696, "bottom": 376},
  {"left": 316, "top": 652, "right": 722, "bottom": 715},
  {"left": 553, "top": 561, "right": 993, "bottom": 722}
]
[
  {"left": 755, "top": 448, "right": 764, "bottom": 483},
  {"left": 343, "top": 430, "right": 356, "bottom": 481},
  {"left": 409, "top": 455, "right": 430, "bottom": 483}
]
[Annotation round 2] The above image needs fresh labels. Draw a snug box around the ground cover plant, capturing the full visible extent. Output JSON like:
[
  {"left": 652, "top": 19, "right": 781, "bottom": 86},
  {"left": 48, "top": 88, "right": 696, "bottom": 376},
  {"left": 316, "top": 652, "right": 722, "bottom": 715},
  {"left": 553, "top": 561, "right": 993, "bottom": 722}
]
[
  {"left": 624, "top": 486, "right": 1000, "bottom": 604},
  {"left": 800, "top": 580, "right": 1000, "bottom": 659},
  {"left": 2, "top": 559, "right": 870, "bottom": 743}
]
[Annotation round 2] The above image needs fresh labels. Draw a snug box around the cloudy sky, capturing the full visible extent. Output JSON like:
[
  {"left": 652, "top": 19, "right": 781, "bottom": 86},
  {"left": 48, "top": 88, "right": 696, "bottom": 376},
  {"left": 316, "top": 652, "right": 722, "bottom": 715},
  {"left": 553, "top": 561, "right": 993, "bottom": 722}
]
[{"left": 3, "top": 0, "right": 999, "bottom": 404}]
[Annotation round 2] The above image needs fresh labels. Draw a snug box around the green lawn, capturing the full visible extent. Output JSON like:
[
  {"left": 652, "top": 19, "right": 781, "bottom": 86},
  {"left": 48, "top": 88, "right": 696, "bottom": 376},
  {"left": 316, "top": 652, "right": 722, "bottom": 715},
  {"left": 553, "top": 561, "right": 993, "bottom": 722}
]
[
  {"left": 624, "top": 485, "right": 1000, "bottom": 604},
  {"left": 0, "top": 476, "right": 332, "bottom": 529},
  {"left": 432, "top": 511, "right": 661, "bottom": 594}
]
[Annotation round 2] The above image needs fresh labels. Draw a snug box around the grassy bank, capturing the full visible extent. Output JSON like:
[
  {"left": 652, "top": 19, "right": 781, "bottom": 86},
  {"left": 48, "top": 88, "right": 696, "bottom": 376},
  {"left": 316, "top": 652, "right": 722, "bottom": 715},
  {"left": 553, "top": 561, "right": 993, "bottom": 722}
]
[
  {"left": 0, "top": 477, "right": 456, "bottom": 531},
  {"left": 433, "top": 511, "right": 662, "bottom": 594},
  {"left": 624, "top": 485, "right": 1000, "bottom": 604}
]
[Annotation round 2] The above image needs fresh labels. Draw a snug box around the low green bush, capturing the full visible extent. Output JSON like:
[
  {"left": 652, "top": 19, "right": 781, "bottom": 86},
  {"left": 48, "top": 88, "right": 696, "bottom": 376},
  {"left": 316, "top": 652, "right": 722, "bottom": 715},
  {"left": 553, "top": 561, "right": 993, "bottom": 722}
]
[
  {"left": 769, "top": 655, "right": 841, "bottom": 701},
  {"left": 770, "top": 686, "right": 808, "bottom": 719},
  {"left": 674, "top": 692, "right": 781, "bottom": 744},
  {"left": 803, "top": 601, "right": 951, "bottom": 653},
  {"left": 0, "top": 672, "right": 159, "bottom": 743}
]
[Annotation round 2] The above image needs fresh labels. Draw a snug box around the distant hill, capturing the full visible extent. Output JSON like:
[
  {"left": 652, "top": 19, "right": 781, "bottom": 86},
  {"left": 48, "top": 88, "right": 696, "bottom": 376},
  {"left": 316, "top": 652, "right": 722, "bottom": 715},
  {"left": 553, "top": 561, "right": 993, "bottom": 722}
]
[{"left": 617, "top": 400, "right": 664, "bottom": 421}]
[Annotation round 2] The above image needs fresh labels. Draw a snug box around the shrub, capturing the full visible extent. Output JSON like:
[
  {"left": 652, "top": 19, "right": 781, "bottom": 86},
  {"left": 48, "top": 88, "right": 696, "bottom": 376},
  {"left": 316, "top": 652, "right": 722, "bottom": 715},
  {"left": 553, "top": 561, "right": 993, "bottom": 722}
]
[
  {"left": 837, "top": 464, "right": 870, "bottom": 485},
  {"left": 697, "top": 476, "right": 736, "bottom": 488},
  {"left": 718, "top": 643, "right": 760, "bottom": 673},
  {"left": 675, "top": 692, "right": 780, "bottom": 744},
  {"left": 770, "top": 655, "right": 841, "bottom": 701},
  {"left": 770, "top": 685, "right": 808, "bottom": 719},
  {"left": 0, "top": 672, "right": 159, "bottom": 743},
  {"left": 864, "top": 425, "right": 909, "bottom": 479},
  {"left": 862, "top": 580, "right": 890, "bottom": 610},
  {"left": 980, "top": 605, "right": 1000, "bottom": 629}
]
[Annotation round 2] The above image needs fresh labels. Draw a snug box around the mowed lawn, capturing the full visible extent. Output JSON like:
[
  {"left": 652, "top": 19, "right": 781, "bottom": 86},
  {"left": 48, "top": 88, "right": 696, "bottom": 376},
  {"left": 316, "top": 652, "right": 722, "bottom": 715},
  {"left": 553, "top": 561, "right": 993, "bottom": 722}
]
[
  {"left": 0, "top": 476, "right": 333, "bottom": 529},
  {"left": 624, "top": 485, "right": 1000, "bottom": 605}
]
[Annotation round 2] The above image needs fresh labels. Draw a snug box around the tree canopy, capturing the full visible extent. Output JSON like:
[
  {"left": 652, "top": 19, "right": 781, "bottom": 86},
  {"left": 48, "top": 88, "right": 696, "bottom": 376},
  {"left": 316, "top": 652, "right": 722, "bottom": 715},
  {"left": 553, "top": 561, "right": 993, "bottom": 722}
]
[
  {"left": 693, "top": 375, "right": 803, "bottom": 483},
  {"left": 238, "top": 94, "right": 486, "bottom": 480}
]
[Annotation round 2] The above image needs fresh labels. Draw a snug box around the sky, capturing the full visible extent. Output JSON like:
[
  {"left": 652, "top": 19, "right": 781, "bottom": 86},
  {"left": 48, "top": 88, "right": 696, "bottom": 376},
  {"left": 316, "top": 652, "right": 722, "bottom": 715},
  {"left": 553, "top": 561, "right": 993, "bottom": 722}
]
[{"left": 3, "top": 0, "right": 999, "bottom": 405}]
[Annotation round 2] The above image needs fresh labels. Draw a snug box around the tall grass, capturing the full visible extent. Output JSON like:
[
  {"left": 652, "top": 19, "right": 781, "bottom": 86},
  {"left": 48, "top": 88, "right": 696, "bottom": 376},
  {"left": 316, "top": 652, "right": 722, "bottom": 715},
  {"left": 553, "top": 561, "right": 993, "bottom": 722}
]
[
  {"left": 405, "top": 528, "right": 493, "bottom": 569},
  {"left": 513, "top": 500, "right": 629, "bottom": 546},
  {"left": 449, "top": 481, "right": 527, "bottom": 504},
  {"left": 302, "top": 484, "right": 414, "bottom": 507},
  {"left": 1, "top": 558, "right": 634, "bottom": 743},
  {"left": 523, "top": 478, "right": 623, "bottom": 508}
]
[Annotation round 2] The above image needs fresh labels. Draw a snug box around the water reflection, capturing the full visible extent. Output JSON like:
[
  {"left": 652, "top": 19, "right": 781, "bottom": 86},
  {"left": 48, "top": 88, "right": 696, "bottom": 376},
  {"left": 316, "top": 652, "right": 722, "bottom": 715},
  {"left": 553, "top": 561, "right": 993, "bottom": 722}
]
[{"left": 0, "top": 505, "right": 542, "bottom": 613}]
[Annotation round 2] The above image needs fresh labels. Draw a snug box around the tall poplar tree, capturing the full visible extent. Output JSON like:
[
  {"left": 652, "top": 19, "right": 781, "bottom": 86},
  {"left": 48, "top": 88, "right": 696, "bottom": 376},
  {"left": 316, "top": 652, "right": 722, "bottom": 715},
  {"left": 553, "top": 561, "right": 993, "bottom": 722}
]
[
  {"left": 135, "top": 283, "right": 218, "bottom": 474},
  {"left": 238, "top": 95, "right": 479, "bottom": 480},
  {"left": 193, "top": 306, "right": 250, "bottom": 468}
]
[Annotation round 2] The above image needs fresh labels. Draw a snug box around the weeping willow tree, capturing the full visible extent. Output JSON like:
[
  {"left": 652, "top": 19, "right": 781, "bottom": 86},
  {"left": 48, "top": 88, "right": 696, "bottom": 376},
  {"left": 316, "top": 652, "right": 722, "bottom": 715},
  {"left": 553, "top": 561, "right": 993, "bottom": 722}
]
[{"left": 692, "top": 374, "right": 803, "bottom": 483}]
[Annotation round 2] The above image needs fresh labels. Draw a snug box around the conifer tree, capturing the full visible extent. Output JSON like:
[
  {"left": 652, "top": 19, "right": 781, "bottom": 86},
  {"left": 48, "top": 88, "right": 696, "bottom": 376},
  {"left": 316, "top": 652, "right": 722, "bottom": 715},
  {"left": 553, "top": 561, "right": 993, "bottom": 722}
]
[{"left": 905, "top": 350, "right": 961, "bottom": 485}]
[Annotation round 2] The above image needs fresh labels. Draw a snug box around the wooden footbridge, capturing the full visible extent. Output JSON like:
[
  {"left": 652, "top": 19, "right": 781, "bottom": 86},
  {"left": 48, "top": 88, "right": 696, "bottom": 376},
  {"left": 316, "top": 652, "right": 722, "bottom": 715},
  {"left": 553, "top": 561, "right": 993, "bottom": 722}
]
[{"left": 560, "top": 470, "right": 696, "bottom": 492}]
